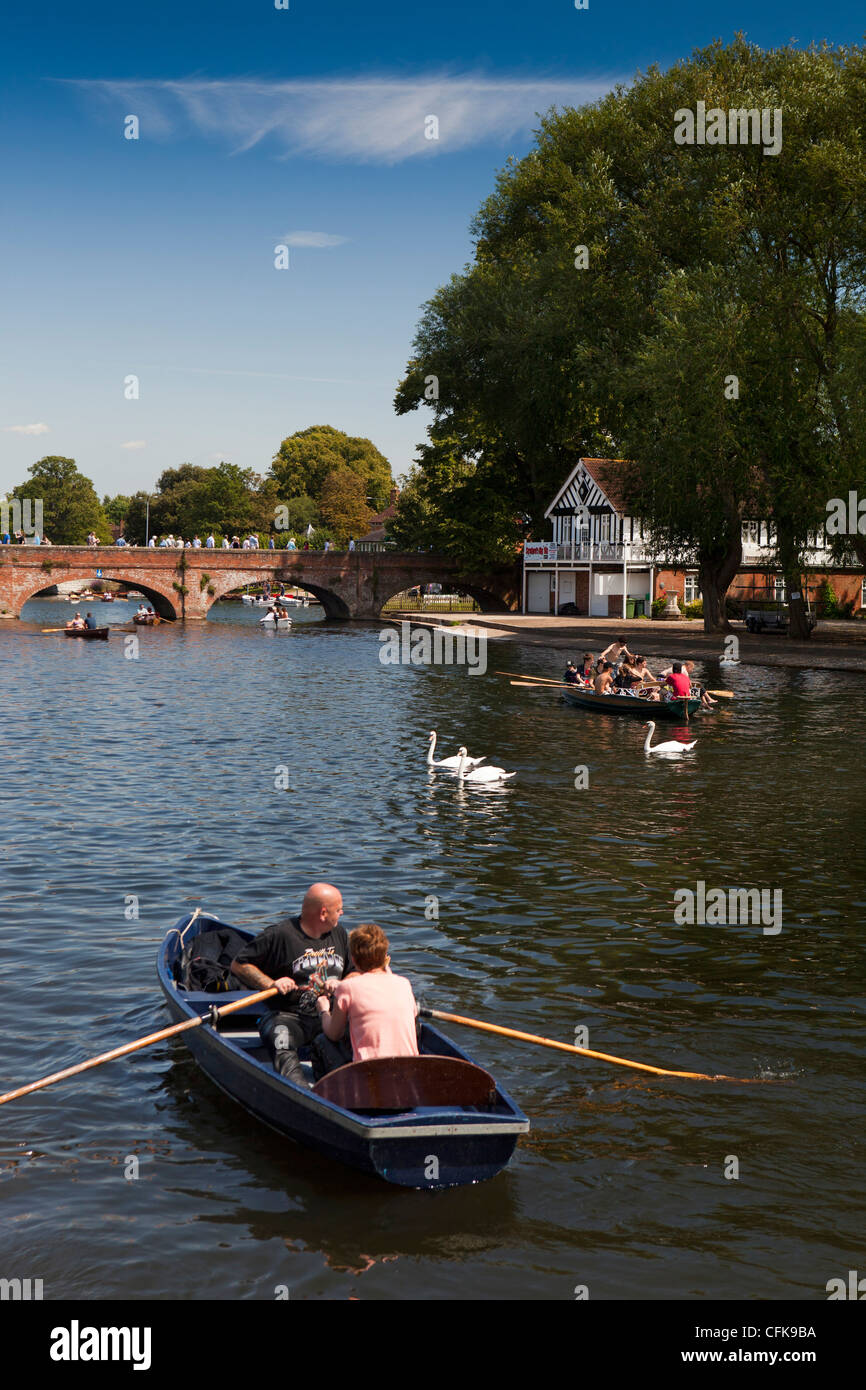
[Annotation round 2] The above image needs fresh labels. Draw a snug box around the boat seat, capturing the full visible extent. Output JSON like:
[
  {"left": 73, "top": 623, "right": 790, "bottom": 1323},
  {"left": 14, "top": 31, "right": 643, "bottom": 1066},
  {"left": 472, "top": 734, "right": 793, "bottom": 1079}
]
[{"left": 312, "top": 1055, "right": 497, "bottom": 1111}]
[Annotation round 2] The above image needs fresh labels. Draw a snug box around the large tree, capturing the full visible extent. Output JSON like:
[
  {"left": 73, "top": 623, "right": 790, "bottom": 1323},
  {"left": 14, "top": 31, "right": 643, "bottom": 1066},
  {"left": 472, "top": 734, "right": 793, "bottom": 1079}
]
[
  {"left": 396, "top": 37, "right": 866, "bottom": 635},
  {"left": 318, "top": 467, "right": 373, "bottom": 546},
  {"left": 13, "top": 457, "right": 109, "bottom": 544},
  {"left": 271, "top": 425, "right": 393, "bottom": 511}
]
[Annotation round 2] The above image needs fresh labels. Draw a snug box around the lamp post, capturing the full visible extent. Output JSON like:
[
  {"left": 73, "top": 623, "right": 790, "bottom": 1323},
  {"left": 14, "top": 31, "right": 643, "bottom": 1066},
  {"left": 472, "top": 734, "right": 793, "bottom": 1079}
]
[{"left": 145, "top": 496, "right": 152, "bottom": 548}]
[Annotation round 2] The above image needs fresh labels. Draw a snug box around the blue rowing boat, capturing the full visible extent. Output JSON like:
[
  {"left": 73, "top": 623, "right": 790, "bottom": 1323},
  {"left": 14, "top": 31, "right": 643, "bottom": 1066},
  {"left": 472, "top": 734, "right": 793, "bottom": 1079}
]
[{"left": 157, "top": 912, "right": 529, "bottom": 1189}]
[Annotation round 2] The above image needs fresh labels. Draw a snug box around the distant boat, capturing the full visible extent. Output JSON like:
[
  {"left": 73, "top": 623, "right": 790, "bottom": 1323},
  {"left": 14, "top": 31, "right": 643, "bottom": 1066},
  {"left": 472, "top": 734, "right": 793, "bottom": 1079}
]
[{"left": 259, "top": 613, "right": 292, "bottom": 629}]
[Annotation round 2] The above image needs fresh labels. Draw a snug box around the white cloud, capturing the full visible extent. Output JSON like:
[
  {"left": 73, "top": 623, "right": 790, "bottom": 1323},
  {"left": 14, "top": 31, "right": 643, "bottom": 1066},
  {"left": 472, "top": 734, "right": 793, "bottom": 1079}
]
[
  {"left": 67, "top": 74, "right": 620, "bottom": 164},
  {"left": 281, "top": 231, "right": 348, "bottom": 248},
  {"left": 121, "top": 440, "right": 146, "bottom": 449},
  {"left": 4, "top": 422, "right": 49, "bottom": 435}
]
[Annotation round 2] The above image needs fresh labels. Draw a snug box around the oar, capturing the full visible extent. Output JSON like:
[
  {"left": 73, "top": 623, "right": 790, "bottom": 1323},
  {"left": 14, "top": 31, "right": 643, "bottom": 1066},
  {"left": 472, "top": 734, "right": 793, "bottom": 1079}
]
[
  {"left": 707, "top": 690, "right": 734, "bottom": 699},
  {"left": 420, "top": 1008, "right": 763, "bottom": 1083},
  {"left": 510, "top": 679, "right": 573, "bottom": 690},
  {"left": 41, "top": 628, "right": 69, "bottom": 634},
  {"left": 0, "top": 986, "right": 278, "bottom": 1108}
]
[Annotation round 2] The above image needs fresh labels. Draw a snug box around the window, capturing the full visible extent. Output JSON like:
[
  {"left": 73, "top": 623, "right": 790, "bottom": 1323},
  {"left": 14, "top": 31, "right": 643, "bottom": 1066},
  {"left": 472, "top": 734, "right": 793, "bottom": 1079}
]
[
  {"left": 861, "top": 575, "right": 866, "bottom": 611},
  {"left": 599, "top": 512, "right": 611, "bottom": 542},
  {"left": 774, "top": 576, "right": 786, "bottom": 603},
  {"left": 742, "top": 521, "right": 760, "bottom": 546},
  {"left": 684, "top": 573, "right": 701, "bottom": 605}
]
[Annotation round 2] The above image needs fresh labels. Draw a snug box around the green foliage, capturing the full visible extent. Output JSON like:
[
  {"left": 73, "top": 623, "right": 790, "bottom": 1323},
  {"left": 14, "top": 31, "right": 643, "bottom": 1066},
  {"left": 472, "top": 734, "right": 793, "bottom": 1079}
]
[
  {"left": 124, "top": 463, "right": 277, "bottom": 543},
  {"left": 103, "top": 494, "right": 131, "bottom": 525},
  {"left": 816, "top": 579, "right": 839, "bottom": 617},
  {"left": 394, "top": 36, "right": 866, "bottom": 619},
  {"left": 683, "top": 599, "right": 704, "bottom": 620},
  {"left": 271, "top": 426, "right": 392, "bottom": 511},
  {"left": 12, "top": 457, "right": 110, "bottom": 544},
  {"left": 318, "top": 467, "right": 373, "bottom": 546}
]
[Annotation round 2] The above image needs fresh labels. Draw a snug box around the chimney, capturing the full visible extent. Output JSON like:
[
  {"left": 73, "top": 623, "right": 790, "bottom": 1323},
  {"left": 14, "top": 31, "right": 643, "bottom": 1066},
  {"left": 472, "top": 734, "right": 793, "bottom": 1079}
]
[{"left": 389, "top": 485, "right": 399, "bottom": 506}]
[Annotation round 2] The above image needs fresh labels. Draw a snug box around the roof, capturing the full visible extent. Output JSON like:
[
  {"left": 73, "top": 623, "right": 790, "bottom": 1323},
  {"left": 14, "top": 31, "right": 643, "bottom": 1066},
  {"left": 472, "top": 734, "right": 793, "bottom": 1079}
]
[
  {"left": 358, "top": 502, "right": 397, "bottom": 544},
  {"left": 545, "top": 458, "right": 632, "bottom": 519}
]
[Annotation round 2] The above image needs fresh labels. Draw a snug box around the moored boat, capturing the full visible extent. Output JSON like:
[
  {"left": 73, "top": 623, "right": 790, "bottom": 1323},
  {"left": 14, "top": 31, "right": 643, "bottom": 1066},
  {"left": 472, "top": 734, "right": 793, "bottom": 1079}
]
[
  {"left": 63, "top": 627, "right": 109, "bottom": 641},
  {"left": 158, "top": 912, "right": 528, "bottom": 1188},
  {"left": 563, "top": 687, "right": 701, "bottom": 720}
]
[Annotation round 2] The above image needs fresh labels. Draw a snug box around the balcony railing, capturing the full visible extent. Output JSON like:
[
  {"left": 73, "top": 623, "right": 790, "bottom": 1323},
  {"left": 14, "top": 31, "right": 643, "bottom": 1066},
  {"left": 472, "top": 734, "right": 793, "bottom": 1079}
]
[{"left": 525, "top": 541, "right": 654, "bottom": 564}]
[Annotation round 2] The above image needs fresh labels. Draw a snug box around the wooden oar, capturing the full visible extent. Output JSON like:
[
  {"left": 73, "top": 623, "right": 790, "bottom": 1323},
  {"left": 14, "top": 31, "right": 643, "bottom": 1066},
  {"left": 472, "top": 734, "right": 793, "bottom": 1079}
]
[
  {"left": 41, "top": 628, "right": 70, "bottom": 633},
  {"left": 707, "top": 690, "right": 734, "bottom": 699},
  {"left": 421, "top": 1008, "right": 763, "bottom": 1083},
  {"left": 0, "top": 986, "right": 278, "bottom": 1108}
]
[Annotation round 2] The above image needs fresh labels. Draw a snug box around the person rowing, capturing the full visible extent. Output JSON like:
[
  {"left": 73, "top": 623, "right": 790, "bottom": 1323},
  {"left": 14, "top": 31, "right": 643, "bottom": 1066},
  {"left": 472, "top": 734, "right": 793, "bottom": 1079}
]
[
  {"left": 593, "top": 660, "right": 615, "bottom": 695},
  {"left": 563, "top": 660, "right": 581, "bottom": 685},
  {"left": 66, "top": 612, "right": 85, "bottom": 630},
  {"left": 230, "top": 883, "right": 354, "bottom": 1087}
]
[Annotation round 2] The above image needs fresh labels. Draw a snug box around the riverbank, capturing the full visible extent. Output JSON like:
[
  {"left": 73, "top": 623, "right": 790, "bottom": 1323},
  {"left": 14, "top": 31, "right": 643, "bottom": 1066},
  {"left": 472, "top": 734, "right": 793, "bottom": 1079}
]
[{"left": 391, "top": 611, "right": 866, "bottom": 672}]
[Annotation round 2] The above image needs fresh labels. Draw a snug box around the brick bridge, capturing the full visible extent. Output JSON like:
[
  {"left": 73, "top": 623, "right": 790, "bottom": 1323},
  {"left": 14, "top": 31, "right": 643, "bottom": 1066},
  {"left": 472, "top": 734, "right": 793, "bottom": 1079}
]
[{"left": 0, "top": 547, "right": 519, "bottom": 621}]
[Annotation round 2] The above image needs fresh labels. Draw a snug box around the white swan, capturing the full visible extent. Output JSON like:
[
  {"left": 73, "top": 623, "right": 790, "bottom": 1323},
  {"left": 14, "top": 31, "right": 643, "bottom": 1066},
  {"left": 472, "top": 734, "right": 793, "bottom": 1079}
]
[
  {"left": 643, "top": 721, "right": 697, "bottom": 755},
  {"left": 455, "top": 747, "right": 516, "bottom": 783},
  {"left": 427, "top": 731, "right": 486, "bottom": 771}
]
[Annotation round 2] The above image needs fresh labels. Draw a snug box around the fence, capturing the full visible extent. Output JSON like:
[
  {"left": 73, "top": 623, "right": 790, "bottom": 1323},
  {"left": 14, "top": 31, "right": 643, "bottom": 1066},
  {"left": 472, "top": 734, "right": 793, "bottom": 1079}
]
[{"left": 382, "top": 590, "right": 481, "bottom": 613}]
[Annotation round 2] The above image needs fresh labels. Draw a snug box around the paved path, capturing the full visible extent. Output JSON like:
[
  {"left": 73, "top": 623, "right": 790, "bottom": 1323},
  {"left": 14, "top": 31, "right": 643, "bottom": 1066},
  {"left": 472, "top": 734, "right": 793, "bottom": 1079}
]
[{"left": 390, "top": 612, "right": 866, "bottom": 672}]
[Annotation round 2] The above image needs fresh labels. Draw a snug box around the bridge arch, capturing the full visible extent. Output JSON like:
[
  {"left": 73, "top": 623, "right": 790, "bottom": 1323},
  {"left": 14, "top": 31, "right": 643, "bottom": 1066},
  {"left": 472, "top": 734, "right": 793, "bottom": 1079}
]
[
  {"left": 16, "top": 572, "right": 179, "bottom": 620},
  {"left": 373, "top": 571, "right": 511, "bottom": 616},
  {"left": 204, "top": 570, "right": 348, "bottom": 620}
]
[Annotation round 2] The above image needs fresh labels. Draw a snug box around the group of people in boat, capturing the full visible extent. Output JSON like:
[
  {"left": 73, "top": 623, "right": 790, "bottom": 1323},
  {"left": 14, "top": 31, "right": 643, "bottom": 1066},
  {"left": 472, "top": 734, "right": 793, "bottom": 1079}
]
[
  {"left": 564, "top": 639, "right": 717, "bottom": 710},
  {"left": 230, "top": 883, "right": 418, "bottom": 1087}
]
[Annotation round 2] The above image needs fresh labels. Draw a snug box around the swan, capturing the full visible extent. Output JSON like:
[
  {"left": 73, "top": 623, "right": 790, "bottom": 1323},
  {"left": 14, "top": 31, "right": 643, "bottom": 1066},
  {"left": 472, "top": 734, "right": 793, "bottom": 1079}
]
[
  {"left": 643, "top": 721, "right": 697, "bottom": 755},
  {"left": 427, "top": 731, "right": 486, "bottom": 771},
  {"left": 455, "top": 747, "right": 516, "bottom": 783}
]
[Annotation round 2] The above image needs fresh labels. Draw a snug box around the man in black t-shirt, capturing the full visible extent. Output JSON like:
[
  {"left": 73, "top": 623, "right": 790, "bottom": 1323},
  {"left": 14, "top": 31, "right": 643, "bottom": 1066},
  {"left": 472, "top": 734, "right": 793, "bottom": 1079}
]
[{"left": 231, "top": 882, "right": 354, "bottom": 1087}]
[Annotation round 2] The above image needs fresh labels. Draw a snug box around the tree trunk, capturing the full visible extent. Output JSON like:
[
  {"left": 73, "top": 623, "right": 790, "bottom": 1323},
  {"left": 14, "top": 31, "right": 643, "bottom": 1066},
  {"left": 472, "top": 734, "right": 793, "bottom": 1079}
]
[
  {"left": 784, "top": 572, "right": 813, "bottom": 640},
  {"left": 700, "top": 535, "right": 742, "bottom": 633}
]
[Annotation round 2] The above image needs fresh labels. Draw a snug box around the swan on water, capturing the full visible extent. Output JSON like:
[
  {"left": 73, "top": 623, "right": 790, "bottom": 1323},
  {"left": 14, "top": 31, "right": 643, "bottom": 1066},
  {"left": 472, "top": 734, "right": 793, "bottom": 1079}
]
[
  {"left": 455, "top": 747, "right": 516, "bottom": 783},
  {"left": 643, "top": 722, "right": 697, "bottom": 755},
  {"left": 427, "top": 731, "right": 486, "bottom": 771}
]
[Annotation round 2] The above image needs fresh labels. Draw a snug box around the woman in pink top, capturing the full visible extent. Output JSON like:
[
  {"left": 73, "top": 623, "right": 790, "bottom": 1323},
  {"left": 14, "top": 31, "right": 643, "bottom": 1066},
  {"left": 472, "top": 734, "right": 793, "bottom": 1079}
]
[{"left": 317, "top": 924, "right": 419, "bottom": 1062}]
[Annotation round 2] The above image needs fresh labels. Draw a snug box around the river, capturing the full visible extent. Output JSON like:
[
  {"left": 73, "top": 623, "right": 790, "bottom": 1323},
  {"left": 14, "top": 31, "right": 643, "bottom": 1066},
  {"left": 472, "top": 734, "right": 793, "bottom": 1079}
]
[{"left": 0, "top": 594, "right": 862, "bottom": 1300}]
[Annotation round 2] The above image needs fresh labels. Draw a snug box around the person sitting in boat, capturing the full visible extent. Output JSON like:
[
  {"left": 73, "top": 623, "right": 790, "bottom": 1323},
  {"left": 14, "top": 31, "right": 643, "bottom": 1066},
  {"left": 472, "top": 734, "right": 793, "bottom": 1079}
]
[
  {"left": 84, "top": 612, "right": 96, "bottom": 630},
  {"left": 632, "top": 655, "right": 655, "bottom": 684},
  {"left": 593, "top": 661, "right": 615, "bottom": 695},
  {"left": 67, "top": 612, "right": 85, "bottom": 630},
  {"left": 683, "top": 660, "right": 717, "bottom": 710},
  {"left": 617, "top": 675, "right": 645, "bottom": 698},
  {"left": 662, "top": 661, "right": 692, "bottom": 700},
  {"left": 564, "top": 660, "right": 580, "bottom": 685},
  {"left": 137, "top": 603, "right": 149, "bottom": 616},
  {"left": 580, "top": 652, "right": 596, "bottom": 684},
  {"left": 600, "top": 637, "right": 635, "bottom": 672},
  {"left": 230, "top": 883, "right": 355, "bottom": 1088},
  {"left": 316, "top": 924, "right": 419, "bottom": 1064}
]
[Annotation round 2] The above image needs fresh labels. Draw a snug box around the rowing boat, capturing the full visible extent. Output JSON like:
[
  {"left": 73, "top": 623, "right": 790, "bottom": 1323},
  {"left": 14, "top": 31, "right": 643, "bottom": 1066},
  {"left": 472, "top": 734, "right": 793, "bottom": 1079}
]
[
  {"left": 63, "top": 627, "right": 109, "bottom": 641},
  {"left": 259, "top": 613, "right": 292, "bottom": 629},
  {"left": 563, "top": 686, "right": 701, "bottom": 720},
  {"left": 157, "top": 912, "right": 529, "bottom": 1188}
]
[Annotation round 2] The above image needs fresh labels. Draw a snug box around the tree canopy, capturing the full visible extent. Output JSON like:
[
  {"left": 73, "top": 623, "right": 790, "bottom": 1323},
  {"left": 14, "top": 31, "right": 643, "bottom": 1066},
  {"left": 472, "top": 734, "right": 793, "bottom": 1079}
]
[
  {"left": 271, "top": 425, "right": 393, "bottom": 512},
  {"left": 13, "top": 457, "right": 109, "bottom": 544},
  {"left": 394, "top": 36, "right": 866, "bottom": 632}
]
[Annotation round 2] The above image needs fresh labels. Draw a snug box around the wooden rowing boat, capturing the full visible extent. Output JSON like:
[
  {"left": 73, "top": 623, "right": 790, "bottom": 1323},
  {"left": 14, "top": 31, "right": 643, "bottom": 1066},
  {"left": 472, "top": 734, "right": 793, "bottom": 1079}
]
[
  {"left": 63, "top": 627, "right": 109, "bottom": 641},
  {"left": 562, "top": 686, "right": 700, "bottom": 720},
  {"left": 133, "top": 613, "right": 158, "bottom": 625},
  {"left": 158, "top": 913, "right": 528, "bottom": 1188}
]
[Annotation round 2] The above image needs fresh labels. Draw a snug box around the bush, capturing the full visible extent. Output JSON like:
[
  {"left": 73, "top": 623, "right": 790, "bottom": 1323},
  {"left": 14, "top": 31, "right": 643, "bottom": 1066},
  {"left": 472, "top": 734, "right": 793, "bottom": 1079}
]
[
  {"left": 683, "top": 598, "right": 703, "bottom": 620},
  {"left": 816, "top": 579, "right": 839, "bottom": 617},
  {"left": 651, "top": 597, "right": 667, "bottom": 619}
]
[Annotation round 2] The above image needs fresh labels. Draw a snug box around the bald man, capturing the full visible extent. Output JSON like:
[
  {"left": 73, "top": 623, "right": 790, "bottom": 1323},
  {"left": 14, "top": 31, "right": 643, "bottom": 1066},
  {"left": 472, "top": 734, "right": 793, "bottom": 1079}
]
[{"left": 232, "top": 883, "right": 354, "bottom": 1087}]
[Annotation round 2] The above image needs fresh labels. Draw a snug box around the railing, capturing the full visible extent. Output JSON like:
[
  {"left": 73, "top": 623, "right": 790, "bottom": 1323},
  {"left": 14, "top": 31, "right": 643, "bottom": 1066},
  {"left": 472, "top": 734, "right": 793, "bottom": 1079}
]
[
  {"left": 382, "top": 591, "right": 481, "bottom": 613},
  {"left": 525, "top": 542, "right": 654, "bottom": 563}
]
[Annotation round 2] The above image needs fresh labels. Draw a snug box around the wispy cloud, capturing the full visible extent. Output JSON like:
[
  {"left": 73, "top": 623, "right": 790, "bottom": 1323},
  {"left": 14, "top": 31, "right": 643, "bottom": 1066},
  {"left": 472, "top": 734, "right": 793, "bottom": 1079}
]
[
  {"left": 121, "top": 440, "right": 146, "bottom": 449},
  {"left": 66, "top": 74, "right": 619, "bottom": 164},
  {"left": 4, "top": 423, "right": 49, "bottom": 435},
  {"left": 282, "top": 231, "right": 348, "bottom": 248}
]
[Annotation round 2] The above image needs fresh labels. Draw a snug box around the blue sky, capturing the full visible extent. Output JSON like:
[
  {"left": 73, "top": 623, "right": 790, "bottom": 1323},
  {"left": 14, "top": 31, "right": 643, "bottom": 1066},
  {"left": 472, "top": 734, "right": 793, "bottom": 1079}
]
[{"left": 2, "top": 1, "right": 862, "bottom": 500}]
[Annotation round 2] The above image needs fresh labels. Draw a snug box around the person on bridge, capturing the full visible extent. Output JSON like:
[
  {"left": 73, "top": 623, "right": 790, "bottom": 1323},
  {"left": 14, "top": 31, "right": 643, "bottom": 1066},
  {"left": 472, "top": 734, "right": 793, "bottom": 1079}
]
[
  {"left": 286, "top": 537, "right": 297, "bottom": 550},
  {"left": 192, "top": 535, "right": 202, "bottom": 548},
  {"left": 205, "top": 533, "right": 215, "bottom": 548},
  {"left": 231, "top": 883, "right": 355, "bottom": 1088}
]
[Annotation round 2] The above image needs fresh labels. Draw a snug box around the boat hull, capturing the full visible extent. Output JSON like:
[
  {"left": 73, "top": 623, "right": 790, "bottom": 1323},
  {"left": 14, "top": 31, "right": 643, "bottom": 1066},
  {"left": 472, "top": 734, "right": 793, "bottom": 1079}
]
[
  {"left": 158, "top": 915, "right": 528, "bottom": 1188},
  {"left": 63, "top": 627, "right": 109, "bottom": 640},
  {"left": 563, "top": 688, "right": 700, "bottom": 719}
]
